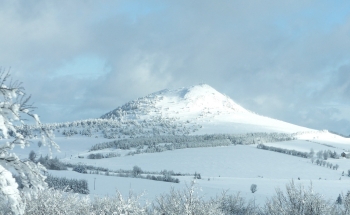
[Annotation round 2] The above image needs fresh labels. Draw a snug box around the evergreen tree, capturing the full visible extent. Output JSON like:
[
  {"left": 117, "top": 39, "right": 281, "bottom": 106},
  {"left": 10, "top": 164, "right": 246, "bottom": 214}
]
[
  {"left": 336, "top": 194, "right": 343, "bottom": 204},
  {"left": 250, "top": 184, "right": 258, "bottom": 193},
  {"left": 28, "top": 150, "right": 37, "bottom": 162}
]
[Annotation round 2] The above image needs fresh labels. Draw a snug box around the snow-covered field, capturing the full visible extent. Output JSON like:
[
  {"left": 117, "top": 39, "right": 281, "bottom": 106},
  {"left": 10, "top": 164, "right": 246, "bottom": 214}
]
[
  {"left": 12, "top": 135, "right": 350, "bottom": 205},
  {"left": 9, "top": 84, "right": 350, "bottom": 206}
]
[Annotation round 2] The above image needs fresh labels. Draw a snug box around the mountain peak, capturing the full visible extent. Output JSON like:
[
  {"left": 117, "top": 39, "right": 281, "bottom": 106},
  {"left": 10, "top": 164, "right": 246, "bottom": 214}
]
[
  {"left": 101, "top": 84, "right": 312, "bottom": 134},
  {"left": 101, "top": 84, "right": 247, "bottom": 120},
  {"left": 181, "top": 84, "right": 248, "bottom": 112},
  {"left": 183, "top": 84, "right": 220, "bottom": 99},
  {"left": 150, "top": 83, "right": 215, "bottom": 98}
]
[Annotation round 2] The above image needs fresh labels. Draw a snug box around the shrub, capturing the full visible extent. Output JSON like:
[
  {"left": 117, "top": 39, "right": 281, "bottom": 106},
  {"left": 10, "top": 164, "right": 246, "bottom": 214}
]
[
  {"left": 265, "top": 180, "right": 331, "bottom": 214},
  {"left": 152, "top": 181, "right": 223, "bottom": 215},
  {"left": 250, "top": 184, "right": 257, "bottom": 193},
  {"left": 37, "top": 156, "right": 67, "bottom": 170},
  {"left": 45, "top": 175, "right": 89, "bottom": 194},
  {"left": 132, "top": 165, "right": 143, "bottom": 177},
  {"left": 73, "top": 165, "right": 87, "bottom": 174},
  {"left": 219, "top": 192, "right": 260, "bottom": 215},
  {"left": 1, "top": 181, "right": 350, "bottom": 215},
  {"left": 87, "top": 152, "right": 120, "bottom": 159}
]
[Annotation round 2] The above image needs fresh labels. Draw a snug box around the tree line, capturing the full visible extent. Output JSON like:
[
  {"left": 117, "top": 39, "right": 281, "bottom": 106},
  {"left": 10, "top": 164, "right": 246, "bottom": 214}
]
[{"left": 89, "top": 133, "right": 294, "bottom": 152}]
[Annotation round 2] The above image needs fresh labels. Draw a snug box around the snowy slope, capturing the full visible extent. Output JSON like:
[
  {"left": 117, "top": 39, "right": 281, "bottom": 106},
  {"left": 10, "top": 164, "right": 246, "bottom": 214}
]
[{"left": 101, "top": 84, "right": 313, "bottom": 134}]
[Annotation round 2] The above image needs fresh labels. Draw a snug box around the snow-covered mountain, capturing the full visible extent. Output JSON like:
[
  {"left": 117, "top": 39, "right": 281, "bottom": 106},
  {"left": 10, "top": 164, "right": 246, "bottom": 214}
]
[
  {"left": 11, "top": 84, "right": 350, "bottom": 207},
  {"left": 101, "top": 84, "right": 312, "bottom": 134}
]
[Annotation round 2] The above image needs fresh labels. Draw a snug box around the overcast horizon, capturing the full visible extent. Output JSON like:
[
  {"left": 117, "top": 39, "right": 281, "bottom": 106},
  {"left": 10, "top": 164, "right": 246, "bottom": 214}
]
[{"left": 1, "top": 1, "right": 350, "bottom": 135}]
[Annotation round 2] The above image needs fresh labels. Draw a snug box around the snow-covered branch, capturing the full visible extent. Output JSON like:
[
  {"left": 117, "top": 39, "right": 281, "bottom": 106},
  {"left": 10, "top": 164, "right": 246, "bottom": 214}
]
[{"left": 0, "top": 70, "right": 59, "bottom": 215}]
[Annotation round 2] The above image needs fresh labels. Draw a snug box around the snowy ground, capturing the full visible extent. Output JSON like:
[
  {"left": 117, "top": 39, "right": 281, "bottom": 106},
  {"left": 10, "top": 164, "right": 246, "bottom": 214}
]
[{"left": 10, "top": 135, "right": 350, "bottom": 205}]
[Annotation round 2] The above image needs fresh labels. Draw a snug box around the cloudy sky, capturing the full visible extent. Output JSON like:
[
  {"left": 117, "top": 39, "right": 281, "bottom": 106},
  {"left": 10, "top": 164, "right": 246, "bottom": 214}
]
[{"left": 1, "top": 0, "right": 350, "bottom": 135}]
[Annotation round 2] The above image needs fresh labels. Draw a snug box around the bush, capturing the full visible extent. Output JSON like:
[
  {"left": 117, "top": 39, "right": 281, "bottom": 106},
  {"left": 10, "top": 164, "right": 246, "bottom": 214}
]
[
  {"left": 250, "top": 184, "right": 257, "bottom": 193},
  {"left": 87, "top": 153, "right": 102, "bottom": 159},
  {"left": 265, "top": 180, "right": 331, "bottom": 214},
  {"left": 73, "top": 165, "right": 87, "bottom": 174},
  {"left": 194, "top": 172, "right": 202, "bottom": 179},
  {"left": 152, "top": 181, "right": 223, "bottom": 215},
  {"left": 219, "top": 192, "right": 260, "bottom": 215},
  {"left": 37, "top": 156, "right": 67, "bottom": 170},
  {"left": 146, "top": 174, "right": 180, "bottom": 183},
  {"left": 132, "top": 165, "right": 143, "bottom": 177},
  {"left": 22, "top": 188, "right": 147, "bottom": 215},
  {"left": 87, "top": 152, "right": 120, "bottom": 159},
  {"left": 45, "top": 174, "right": 89, "bottom": 194},
  {"left": 2, "top": 181, "right": 350, "bottom": 214}
]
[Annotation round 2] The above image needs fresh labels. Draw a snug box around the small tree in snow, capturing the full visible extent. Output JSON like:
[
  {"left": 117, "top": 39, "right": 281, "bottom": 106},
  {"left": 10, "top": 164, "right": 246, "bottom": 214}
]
[
  {"left": 316, "top": 150, "right": 323, "bottom": 159},
  {"left": 336, "top": 194, "right": 343, "bottom": 205},
  {"left": 250, "top": 184, "right": 257, "bottom": 193},
  {"left": 28, "top": 150, "right": 36, "bottom": 162},
  {"left": 0, "top": 71, "right": 58, "bottom": 215},
  {"left": 132, "top": 165, "right": 143, "bottom": 177},
  {"left": 323, "top": 150, "right": 329, "bottom": 160},
  {"left": 309, "top": 148, "right": 315, "bottom": 158}
]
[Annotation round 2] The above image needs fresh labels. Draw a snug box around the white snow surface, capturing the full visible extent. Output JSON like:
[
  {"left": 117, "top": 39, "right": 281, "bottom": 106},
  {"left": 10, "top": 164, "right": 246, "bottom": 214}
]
[{"left": 43, "top": 142, "right": 350, "bottom": 206}]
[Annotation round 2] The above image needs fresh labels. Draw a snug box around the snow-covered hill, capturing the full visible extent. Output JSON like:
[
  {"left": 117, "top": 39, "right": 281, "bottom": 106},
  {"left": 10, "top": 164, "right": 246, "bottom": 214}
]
[
  {"left": 10, "top": 84, "right": 350, "bottom": 207},
  {"left": 101, "top": 84, "right": 313, "bottom": 134}
]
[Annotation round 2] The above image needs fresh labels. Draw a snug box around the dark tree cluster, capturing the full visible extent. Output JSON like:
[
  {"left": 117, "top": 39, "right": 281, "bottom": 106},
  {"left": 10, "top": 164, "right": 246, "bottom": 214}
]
[
  {"left": 87, "top": 152, "right": 121, "bottom": 159},
  {"left": 45, "top": 174, "right": 89, "bottom": 194},
  {"left": 29, "top": 151, "right": 67, "bottom": 170},
  {"left": 13, "top": 174, "right": 89, "bottom": 195},
  {"left": 257, "top": 144, "right": 309, "bottom": 158}
]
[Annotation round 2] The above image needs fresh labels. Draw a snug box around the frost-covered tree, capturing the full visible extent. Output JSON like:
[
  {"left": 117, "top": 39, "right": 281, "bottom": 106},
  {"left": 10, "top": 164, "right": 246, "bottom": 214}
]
[
  {"left": 309, "top": 148, "right": 315, "bottom": 158},
  {"left": 153, "top": 181, "right": 224, "bottom": 215},
  {"left": 323, "top": 150, "right": 329, "bottom": 160},
  {"left": 132, "top": 165, "right": 143, "bottom": 177},
  {"left": 317, "top": 150, "right": 323, "bottom": 159},
  {"left": 250, "top": 184, "right": 257, "bottom": 193},
  {"left": 0, "top": 71, "right": 58, "bottom": 215},
  {"left": 265, "top": 180, "right": 331, "bottom": 214}
]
